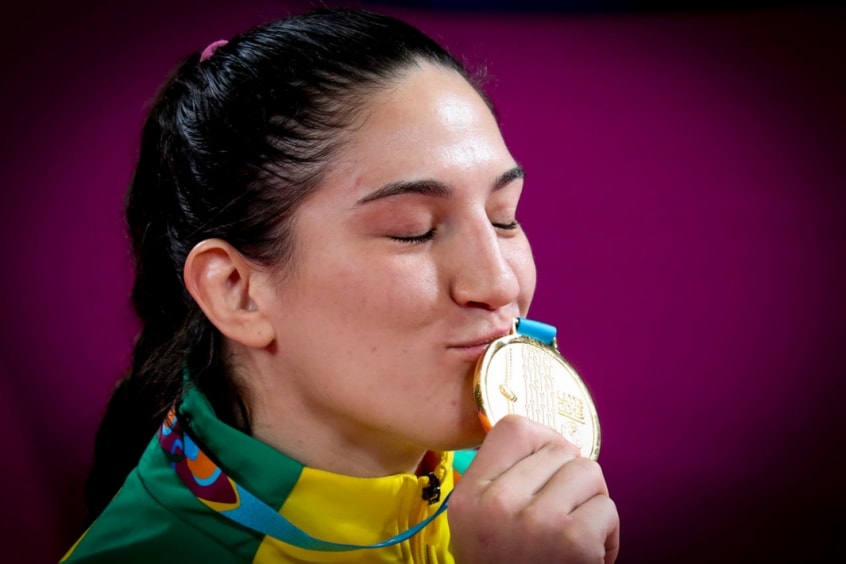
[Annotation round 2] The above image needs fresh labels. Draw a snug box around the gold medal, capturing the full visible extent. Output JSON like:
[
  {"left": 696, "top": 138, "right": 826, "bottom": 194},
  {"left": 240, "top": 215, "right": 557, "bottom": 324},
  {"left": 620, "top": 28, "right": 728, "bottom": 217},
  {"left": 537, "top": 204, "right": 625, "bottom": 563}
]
[{"left": 473, "top": 319, "right": 601, "bottom": 460}]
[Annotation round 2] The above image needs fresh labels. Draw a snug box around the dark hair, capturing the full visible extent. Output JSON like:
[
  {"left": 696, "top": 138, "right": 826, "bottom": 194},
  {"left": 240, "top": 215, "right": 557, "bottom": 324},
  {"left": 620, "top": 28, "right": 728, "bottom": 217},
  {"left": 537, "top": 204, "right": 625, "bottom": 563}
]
[{"left": 82, "top": 7, "right": 488, "bottom": 526}]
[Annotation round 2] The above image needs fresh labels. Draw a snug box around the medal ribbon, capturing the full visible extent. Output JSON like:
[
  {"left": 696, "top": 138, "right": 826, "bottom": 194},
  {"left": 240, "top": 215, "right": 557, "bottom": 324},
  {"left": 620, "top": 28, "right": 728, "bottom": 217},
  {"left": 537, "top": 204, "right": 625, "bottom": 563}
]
[
  {"left": 157, "top": 410, "right": 451, "bottom": 551},
  {"left": 514, "top": 317, "right": 557, "bottom": 345}
]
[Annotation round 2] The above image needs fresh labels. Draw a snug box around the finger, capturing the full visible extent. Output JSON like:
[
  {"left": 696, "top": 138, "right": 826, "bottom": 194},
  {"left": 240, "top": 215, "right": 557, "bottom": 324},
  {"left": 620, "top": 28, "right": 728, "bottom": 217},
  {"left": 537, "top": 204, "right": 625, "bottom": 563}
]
[
  {"left": 566, "top": 494, "right": 620, "bottom": 564},
  {"left": 530, "top": 456, "right": 609, "bottom": 515},
  {"left": 463, "top": 415, "right": 580, "bottom": 483},
  {"left": 480, "top": 440, "right": 581, "bottom": 502}
]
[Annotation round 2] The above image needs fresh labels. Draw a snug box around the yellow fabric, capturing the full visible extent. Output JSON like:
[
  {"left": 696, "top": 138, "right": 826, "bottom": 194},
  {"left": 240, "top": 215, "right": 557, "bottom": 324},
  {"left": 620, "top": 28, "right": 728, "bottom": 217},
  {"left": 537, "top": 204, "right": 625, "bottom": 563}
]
[{"left": 253, "top": 452, "right": 456, "bottom": 563}]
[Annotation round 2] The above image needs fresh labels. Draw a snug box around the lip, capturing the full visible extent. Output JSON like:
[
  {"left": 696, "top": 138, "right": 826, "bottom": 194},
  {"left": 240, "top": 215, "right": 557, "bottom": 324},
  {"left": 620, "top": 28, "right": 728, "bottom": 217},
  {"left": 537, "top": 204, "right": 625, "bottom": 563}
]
[{"left": 448, "top": 328, "right": 512, "bottom": 360}]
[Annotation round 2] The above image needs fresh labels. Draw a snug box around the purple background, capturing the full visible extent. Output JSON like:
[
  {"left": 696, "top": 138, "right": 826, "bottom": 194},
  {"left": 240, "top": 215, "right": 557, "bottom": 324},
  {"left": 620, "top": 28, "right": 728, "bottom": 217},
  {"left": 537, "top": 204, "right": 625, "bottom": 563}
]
[{"left": 1, "top": 1, "right": 844, "bottom": 562}]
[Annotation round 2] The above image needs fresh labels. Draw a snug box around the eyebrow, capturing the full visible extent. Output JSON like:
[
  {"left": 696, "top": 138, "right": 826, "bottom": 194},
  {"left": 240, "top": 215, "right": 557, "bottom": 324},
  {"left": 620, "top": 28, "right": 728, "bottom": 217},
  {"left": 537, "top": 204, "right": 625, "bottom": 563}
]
[{"left": 355, "top": 165, "right": 525, "bottom": 206}]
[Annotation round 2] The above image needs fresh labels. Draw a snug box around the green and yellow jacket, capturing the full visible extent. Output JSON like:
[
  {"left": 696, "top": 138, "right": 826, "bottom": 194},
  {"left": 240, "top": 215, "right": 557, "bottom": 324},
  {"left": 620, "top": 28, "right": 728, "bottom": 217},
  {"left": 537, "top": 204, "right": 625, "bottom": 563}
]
[{"left": 62, "top": 386, "right": 472, "bottom": 563}]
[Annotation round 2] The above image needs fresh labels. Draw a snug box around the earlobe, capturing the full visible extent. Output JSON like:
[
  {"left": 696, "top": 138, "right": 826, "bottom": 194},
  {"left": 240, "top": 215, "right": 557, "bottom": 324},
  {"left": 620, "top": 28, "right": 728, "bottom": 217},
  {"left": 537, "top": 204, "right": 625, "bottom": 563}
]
[{"left": 183, "top": 239, "right": 275, "bottom": 349}]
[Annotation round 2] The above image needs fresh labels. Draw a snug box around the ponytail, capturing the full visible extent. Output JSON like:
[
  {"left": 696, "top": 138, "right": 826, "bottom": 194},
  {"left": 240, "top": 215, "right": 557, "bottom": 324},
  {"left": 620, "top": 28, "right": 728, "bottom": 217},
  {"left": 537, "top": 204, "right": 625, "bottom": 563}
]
[{"left": 83, "top": 56, "right": 234, "bottom": 526}]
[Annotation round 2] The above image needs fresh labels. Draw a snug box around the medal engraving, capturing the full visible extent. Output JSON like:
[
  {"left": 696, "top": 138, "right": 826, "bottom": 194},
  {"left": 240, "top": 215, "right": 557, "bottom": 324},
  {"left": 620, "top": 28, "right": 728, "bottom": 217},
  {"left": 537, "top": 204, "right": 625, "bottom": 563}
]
[{"left": 474, "top": 333, "right": 601, "bottom": 460}]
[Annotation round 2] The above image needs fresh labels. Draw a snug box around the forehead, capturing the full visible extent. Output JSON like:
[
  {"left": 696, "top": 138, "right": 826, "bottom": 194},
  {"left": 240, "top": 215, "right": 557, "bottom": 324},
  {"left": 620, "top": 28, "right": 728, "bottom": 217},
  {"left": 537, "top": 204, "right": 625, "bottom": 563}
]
[
  {"left": 321, "top": 63, "right": 513, "bottom": 194},
  {"left": 363, "top": 63, "right": 491, "bottom": 130}
]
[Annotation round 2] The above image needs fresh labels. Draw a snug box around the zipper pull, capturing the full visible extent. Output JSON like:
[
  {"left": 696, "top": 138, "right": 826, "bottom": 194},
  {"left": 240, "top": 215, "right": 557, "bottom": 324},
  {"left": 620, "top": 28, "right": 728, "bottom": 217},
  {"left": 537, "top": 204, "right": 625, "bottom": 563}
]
[{"left": 422, "top": 472, "right": 441, "bottom": 504}]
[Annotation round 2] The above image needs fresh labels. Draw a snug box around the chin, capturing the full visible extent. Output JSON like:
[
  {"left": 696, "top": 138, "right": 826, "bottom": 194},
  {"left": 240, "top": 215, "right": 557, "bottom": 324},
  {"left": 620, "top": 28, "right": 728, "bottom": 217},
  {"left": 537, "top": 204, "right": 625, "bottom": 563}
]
[{"left": 435, "top": 419, "right": 486, "bottom": 452}]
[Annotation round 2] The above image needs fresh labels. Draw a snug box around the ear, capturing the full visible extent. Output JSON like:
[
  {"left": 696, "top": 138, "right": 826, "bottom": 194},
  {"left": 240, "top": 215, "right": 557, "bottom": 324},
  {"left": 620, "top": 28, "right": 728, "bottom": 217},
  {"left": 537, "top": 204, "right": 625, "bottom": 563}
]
[{"left": 183, "top": 239, "right": 275, "bottom": 349}]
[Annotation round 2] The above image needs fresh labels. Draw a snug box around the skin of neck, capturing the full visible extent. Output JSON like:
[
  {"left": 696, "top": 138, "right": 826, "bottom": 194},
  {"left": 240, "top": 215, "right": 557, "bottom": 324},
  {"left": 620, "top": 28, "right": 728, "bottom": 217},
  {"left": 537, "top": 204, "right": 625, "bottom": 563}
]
[{"left": 229, "top": 345, "right": 430, "bottom": 478}]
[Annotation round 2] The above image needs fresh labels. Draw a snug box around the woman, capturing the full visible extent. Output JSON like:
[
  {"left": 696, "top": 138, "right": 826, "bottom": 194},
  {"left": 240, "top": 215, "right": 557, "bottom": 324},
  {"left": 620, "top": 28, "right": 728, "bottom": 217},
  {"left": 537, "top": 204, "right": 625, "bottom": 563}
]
[{"left": 63, "top": 8, "right": 618, "bottom": 563}]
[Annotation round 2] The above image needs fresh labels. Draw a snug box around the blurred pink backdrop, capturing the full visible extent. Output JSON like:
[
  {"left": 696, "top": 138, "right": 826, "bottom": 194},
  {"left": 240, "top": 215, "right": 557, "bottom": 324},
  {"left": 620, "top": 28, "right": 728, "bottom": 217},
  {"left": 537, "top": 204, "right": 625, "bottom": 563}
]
[{"left": 1, "top": 1, "right": 844, "bottom": 562}]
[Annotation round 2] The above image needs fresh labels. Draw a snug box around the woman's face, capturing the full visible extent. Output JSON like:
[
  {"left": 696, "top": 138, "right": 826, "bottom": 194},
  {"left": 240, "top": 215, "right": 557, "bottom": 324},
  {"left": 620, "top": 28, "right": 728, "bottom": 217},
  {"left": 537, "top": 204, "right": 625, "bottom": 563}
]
[{"left": 254, "top": 63, "right": 536, "bottom": 473}]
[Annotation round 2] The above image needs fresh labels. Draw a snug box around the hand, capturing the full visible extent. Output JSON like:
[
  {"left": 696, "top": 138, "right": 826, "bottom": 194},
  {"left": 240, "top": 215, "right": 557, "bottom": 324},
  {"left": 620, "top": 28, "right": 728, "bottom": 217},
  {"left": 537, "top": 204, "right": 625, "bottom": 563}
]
[{"left": 448, "top": 415, "right": 619, "bottom": 563}]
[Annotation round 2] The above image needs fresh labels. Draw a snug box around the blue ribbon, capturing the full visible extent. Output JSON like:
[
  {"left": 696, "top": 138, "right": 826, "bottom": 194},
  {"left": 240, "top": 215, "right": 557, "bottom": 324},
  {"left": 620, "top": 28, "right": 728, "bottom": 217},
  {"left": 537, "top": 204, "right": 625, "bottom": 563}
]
[{"left": 515, "top": 317, "right": 557, "bottom": 345}]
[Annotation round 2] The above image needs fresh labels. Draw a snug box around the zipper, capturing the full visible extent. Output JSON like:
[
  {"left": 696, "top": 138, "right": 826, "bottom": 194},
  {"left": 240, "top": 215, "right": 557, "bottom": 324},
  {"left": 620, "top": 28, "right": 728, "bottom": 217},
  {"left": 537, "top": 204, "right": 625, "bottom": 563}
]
[
  {"left": 421, "top": 472, "right": 441, "bottom": 504},
  {"left": 415, "top": 464, "right": 449, "bottom": 562}
]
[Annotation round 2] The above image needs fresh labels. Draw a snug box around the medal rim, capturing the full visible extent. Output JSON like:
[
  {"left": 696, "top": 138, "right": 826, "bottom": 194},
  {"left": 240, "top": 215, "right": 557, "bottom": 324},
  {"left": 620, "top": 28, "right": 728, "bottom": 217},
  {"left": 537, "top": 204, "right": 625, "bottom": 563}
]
[{"left": 473, "top": 333, "right": 602, "bottom": 461}]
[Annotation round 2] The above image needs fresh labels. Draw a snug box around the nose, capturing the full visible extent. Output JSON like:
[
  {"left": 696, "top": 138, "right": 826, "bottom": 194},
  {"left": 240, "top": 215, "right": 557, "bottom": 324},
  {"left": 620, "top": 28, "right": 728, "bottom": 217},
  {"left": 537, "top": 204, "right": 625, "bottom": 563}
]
[{"left": 449, "top": 222, "right": 521, "bottom": 311}]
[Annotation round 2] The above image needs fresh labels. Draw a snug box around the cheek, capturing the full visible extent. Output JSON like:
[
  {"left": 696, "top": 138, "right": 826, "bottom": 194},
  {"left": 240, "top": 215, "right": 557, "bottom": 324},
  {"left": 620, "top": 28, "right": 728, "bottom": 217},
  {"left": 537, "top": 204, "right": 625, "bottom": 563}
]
[{"left": 316, "top": 256, "right": 441, "bottom": 321}]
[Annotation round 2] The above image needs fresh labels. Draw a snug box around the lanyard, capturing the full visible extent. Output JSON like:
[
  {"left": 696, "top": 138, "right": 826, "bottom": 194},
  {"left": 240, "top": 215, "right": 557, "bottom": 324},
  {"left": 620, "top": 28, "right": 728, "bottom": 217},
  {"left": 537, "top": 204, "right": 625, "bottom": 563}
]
[{"left": 157, "top": 409, "right": 450, "bottom": 552}]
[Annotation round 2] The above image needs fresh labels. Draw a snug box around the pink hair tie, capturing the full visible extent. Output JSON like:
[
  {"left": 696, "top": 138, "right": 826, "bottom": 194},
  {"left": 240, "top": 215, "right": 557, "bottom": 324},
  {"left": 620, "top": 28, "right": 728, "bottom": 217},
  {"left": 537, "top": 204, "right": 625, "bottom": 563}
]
[{"left": 200, "top": 39, "right": 228, "bottom": 62}]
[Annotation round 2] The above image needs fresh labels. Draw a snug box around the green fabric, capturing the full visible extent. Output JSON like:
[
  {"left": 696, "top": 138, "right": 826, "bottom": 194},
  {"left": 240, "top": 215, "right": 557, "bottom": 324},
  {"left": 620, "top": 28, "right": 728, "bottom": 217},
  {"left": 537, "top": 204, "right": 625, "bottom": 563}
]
[
  {"left": 62, "top": 387, "right": 305, "bottom": 563},
  {"left": 62, "top": 438, "right": 254, "bottom": 563}
]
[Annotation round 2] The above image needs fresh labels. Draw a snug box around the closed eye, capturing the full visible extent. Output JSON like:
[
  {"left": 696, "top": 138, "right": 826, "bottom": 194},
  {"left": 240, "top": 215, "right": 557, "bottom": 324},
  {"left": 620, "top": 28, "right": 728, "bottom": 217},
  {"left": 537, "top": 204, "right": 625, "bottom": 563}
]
[
  {"left": 389, "top": 229, "right": 436, "bottom": 244},
  {"left": 492, "top": 221, "right": 520, "bottom": 230}
]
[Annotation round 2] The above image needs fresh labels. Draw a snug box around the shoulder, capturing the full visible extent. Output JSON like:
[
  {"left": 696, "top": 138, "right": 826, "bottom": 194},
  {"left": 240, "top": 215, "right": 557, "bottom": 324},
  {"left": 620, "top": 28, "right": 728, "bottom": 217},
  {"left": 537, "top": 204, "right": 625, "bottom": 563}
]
[
  {"left": 62, "top": 438, "right": 260, "bottom": 563},
  {"left": 61, "top": 476, "right": 243, "bottom": 563}
]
